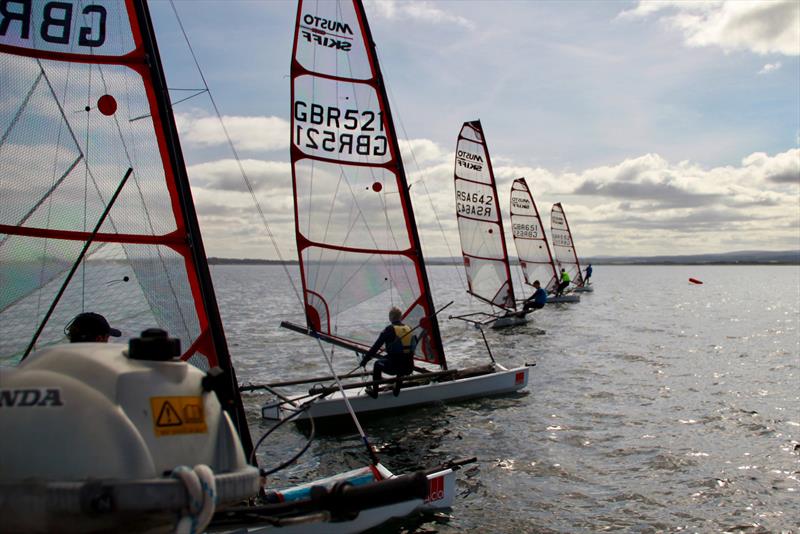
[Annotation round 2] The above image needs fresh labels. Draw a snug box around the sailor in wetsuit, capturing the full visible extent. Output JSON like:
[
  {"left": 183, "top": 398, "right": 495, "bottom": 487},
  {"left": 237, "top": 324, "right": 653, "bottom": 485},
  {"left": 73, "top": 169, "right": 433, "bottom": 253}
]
[
  {"left": 555, "top": 268, "right": 571, "bottom": 297},
  {"left": 360, "top": 306, "right": 416, "bottom": 398},
  {"left": 522, "top": 280, "right": 548, "bottom": 312}
]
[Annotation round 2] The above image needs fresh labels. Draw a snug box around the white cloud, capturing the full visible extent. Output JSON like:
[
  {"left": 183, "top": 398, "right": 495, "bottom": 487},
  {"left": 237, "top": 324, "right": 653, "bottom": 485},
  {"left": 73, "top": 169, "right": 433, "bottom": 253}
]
[
  {"left": 187, "top": 158, "right": 291, "bottom": 193},
  {"left": 175, "top": 112, "right": 289, "bottom": 152},
  {"left": 619, "top": 0, "right": 800, "bottom": 56},
  {"left": 758, "top": 61, "right": 782, "bottom": 74},
  {"left": 184, "top": 133, "right": 798, "bottom": 259},
  {"left": 367, "top": 0, "right": 475, "bottom": 30}
]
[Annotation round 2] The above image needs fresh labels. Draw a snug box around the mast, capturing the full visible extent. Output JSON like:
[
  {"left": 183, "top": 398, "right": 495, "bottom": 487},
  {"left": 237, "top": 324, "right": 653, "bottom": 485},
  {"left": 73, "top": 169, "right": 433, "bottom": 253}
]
[
  {"left": 132, "top": 0, "right": 254, "bottom": 460},
  {"left": 355, "top": 0, "right": 446, "bottom": 367}
]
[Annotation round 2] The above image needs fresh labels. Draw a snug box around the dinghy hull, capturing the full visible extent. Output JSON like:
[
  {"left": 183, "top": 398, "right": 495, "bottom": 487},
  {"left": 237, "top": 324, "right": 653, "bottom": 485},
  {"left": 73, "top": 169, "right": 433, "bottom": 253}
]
[
  {"left": 234, "top": 463, "right": 457, "bottom": 533},
  {"left": 547, "top": 294, "right": 581, "bottom": 303},
  {"left": 490, "top": 314, "right": 529, "bottom": 329},
  {"left": 262, "top": 365, "right": 529, "bottom": 422}
]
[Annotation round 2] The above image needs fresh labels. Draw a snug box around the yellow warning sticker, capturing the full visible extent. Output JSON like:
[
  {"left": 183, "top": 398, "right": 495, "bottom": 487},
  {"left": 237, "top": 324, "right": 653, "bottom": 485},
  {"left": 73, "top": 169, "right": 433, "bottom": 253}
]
[{"left": 150, "top": 396, "right": 207, "bottom": 437}]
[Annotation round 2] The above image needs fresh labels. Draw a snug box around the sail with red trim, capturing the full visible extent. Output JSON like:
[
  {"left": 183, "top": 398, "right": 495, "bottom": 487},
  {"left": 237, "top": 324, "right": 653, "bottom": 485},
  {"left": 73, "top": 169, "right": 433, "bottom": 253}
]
[
  {"left": 454, "top": 120, "right": 516, "bottom": 310},
  {"left": 550, "top": 203, "right": 585, "bottom": 287},
  {"left": 510, "top": 178, "right": 559, "bottom": 293},
  {"left": 289, "top": 0, "right": 445, "bottom": 367},
  {"left": 0, "top": 0, "right": 251, "bottom": 450}
]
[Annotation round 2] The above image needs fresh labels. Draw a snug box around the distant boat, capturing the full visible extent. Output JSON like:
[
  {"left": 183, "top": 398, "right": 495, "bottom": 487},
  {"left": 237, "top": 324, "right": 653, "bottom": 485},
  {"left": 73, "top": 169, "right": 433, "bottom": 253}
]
[
  {"left": 551, "top": 203, "right": 593, "bottom": 293},
  {"left": 509, "top": 179, "right": 580, "bottom": 304},
  {"left": 689, "top": 278, "right": 704, "bottom": 285},
  {"left": 270, "top": 5, "right": 529, "bottom": 427},
  {"left": 451, "top": 120, "right": 528, "bottom": 328}
]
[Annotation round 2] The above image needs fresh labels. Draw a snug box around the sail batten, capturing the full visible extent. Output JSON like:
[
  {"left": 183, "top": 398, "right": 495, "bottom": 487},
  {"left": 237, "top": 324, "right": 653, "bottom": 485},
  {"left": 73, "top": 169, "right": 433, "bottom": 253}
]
[
  {"left": 290, "top": 0, "right": 445, "bottom": 367},
  {"left": 454, "top": 120, "right": 516, "bottom": 311},
  {"left": 550, "top": 202, "right": 585, "bottom": 287},
  {"left": 510, "top": 178, "right": 559, "bottom": 293}
]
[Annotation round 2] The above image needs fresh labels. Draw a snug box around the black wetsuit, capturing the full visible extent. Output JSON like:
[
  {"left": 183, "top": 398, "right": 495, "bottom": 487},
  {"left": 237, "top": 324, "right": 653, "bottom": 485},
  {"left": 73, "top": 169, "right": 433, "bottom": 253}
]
[{"left": 364, "top": 321, "right": 414, "bottom": 382}]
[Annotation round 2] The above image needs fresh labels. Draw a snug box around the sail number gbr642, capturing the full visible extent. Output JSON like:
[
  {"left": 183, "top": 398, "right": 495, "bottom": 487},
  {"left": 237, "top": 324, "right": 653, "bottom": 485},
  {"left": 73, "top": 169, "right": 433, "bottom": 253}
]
[{"left": 294, "top": 102, "right": 387, "bottom": 157}]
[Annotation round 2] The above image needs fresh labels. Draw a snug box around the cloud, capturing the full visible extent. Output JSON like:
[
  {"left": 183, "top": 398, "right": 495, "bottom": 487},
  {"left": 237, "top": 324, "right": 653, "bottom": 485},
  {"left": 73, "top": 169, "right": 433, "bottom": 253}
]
[
  {"left": 367, "top": 0, "right": 475, "bottom": 29},
  {"left": 573, "top": 179, "right": 721, "bottom": 207},
  {"left": 399, "top": 138, "right": 448, "bottom": 166},
  {"left": 758, "top": 61, "right": 782, "bottom": 74},
  {"left": 187, "top": 158, "right": 291, "bottom": 193},
  {"left": 619, "top": 0, "right": 800, "bottom": 56},
  {"left": 742, "top": 148, "right": 800, "bottom": 184},
  {"left": 175, "top": 112, "right": 289, "bottom": 152}
]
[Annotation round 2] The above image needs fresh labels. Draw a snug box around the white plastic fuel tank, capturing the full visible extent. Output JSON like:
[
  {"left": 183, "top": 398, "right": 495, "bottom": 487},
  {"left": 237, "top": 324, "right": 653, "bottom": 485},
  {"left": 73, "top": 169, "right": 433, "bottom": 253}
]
[{"left": 0, "top": 329, "right": 260, "bottom": 533}]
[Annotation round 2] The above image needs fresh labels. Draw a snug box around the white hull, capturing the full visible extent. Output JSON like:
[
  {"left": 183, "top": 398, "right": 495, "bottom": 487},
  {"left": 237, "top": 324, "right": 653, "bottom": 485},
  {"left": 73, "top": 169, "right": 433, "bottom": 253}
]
[
  {"left": 547, "top": 294, "right": 580, "bottom": 303},
  {"left": 574, "top": 285, "right": 593, "bottom": 293},
  {"left": 262, "top": 365, "right": 529, "bottom": 422},
  {"left": 237, "top": 464, "right": 456, "bottom": 534}
]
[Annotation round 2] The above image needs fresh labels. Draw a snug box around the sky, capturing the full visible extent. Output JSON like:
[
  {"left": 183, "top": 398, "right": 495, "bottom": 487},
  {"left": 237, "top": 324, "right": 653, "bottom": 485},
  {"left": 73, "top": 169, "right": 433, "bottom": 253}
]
[{"left": 149, "top": 0, "right": 800, "bottom": 260}]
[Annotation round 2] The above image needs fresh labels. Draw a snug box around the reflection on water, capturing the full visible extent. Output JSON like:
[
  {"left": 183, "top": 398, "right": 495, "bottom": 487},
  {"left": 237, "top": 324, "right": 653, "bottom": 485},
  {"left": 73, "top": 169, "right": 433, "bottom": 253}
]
[{"left": 215, "top": 264, "right": 800, "bottom": 532}]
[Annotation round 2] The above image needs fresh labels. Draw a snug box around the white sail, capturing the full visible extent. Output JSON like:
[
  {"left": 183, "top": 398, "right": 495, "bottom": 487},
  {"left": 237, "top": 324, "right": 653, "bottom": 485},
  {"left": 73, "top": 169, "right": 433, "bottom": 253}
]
[
  {"left": 550, "top": 203, "right": 585, "bottom": 286},
  {"left": 510, "top": 178, "right": 559, "bottom": 293},
  {"left": 454, "top": 121, "right": 516, "bottom": 310}
]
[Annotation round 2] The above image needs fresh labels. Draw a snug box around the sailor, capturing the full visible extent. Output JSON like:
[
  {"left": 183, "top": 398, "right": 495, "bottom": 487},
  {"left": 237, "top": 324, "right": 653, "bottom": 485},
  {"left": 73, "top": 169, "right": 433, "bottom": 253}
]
[
  {"left": 66, "top": 312, "right": 121, "bottom": 343},
  {"left": 360, "top": 307, "right": 416, "bottom": 398},
  {"left": 584, "top": 264, "right": 593, "bottom": 283},
  {"left": 555, "top": 268, "right": 571, "bottom": 297},
  {"left": 523, "top": 280, "right": 548, "bottom": 312}
]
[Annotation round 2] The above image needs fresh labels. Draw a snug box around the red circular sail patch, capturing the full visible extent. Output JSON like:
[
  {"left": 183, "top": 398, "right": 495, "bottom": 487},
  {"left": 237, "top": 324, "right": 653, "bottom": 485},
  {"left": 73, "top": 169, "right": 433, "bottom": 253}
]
[
  {"left": 97, "top": 95, "right": 117, "bottom": 116},
  {"left": 372, "top": 182, "right": 383, "bottom": 192}
]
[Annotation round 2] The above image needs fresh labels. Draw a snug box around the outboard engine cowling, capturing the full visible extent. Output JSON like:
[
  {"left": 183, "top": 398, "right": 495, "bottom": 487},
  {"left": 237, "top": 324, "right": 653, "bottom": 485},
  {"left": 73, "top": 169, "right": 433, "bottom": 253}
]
[{"left": 0, "top": 331, "right": 259, "bottom": 533}]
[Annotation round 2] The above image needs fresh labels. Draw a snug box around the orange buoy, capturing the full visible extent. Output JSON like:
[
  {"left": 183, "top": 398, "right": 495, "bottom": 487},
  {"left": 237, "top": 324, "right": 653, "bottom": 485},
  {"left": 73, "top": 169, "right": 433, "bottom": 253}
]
[{"left": 688, "top": 278, "right": 703, "bottom": 285}]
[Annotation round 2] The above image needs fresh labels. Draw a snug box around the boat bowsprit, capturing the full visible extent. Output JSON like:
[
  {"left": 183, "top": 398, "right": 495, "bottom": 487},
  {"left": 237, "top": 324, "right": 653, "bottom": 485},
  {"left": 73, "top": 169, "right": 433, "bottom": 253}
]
[{"left": 0, "top": 331, "right": 260, "bottom": 533}]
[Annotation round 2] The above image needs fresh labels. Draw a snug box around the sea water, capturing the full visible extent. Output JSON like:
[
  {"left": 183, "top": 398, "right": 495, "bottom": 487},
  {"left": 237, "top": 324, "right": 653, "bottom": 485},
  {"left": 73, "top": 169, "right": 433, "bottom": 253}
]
[{"left": 212, "top": 264, "right": 799, "bottom": 532}]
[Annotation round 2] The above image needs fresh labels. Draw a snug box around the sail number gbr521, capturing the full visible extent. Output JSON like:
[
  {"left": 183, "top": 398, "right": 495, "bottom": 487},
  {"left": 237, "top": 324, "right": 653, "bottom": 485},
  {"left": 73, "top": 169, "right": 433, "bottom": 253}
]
[{"left": 294, "top": 102, "right": 387, "bottom": 157}]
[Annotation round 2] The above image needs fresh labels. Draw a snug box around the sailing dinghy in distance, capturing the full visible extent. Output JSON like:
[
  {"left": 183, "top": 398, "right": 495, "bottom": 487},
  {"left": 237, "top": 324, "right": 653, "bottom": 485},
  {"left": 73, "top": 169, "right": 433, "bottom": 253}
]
[
  {"left": 550, "top": 203, "right": 592, "bottom": 293},
  {"left": 0, "top": 1, "right": 461, "bottom": 531},
  {"left": 510, "top": 179, "right": 579, "bottom": 304},
  {"left": 451, "top": 121, "right": 527, "bottom": 329},
  {"left": 270, "top": 2, "right": 529, "bottom": 423}
]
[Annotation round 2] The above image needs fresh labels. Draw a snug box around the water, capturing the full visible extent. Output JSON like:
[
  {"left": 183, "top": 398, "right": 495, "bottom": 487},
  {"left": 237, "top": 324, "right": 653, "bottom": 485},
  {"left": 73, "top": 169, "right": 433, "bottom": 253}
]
[{"left": 212, "top": 264, "right": 800, "bottom": 532}]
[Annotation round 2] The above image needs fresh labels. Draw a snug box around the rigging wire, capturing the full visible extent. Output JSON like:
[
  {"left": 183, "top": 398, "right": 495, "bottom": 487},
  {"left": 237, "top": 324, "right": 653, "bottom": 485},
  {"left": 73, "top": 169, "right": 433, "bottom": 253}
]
[
  {"left": 377, "top": 53, "right": 469, "bottom": 295},
  {"left": 169, "top": 0, "right": 380, "bottom": 466},
  {"left": 168, "top": 0, "right": 303, "bottom": 307}
]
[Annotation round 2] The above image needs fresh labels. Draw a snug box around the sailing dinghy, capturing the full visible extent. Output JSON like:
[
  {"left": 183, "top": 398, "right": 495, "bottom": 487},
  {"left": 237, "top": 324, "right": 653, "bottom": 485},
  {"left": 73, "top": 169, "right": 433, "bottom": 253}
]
[
  {"left": 510, "top": 179, "right": 579, "bottom": 304},
  {"left": 550, "top": 202, "right": 592, "bottom": 293},
  {"left": 0, "top": 1, "right": 463, "bottom": 531},
  {"left": 268, "top": 4, "right": 529, "bottom": 423},
  {"left": 451, "top": 120, "right": 529, "bottom": 329}
]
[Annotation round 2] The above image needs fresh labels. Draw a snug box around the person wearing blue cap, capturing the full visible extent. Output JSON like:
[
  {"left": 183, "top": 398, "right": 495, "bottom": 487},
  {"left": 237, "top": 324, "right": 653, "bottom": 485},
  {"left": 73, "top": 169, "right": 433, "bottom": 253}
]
[{"left": 67, "top": 312, "right": 122, "bottom": 343}]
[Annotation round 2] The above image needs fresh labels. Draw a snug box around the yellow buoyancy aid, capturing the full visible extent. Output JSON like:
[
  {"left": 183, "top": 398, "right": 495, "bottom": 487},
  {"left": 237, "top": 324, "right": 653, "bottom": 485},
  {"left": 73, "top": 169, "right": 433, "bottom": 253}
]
[{"left": 389, "top": 324, "right": 415, "bottom": 355}]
